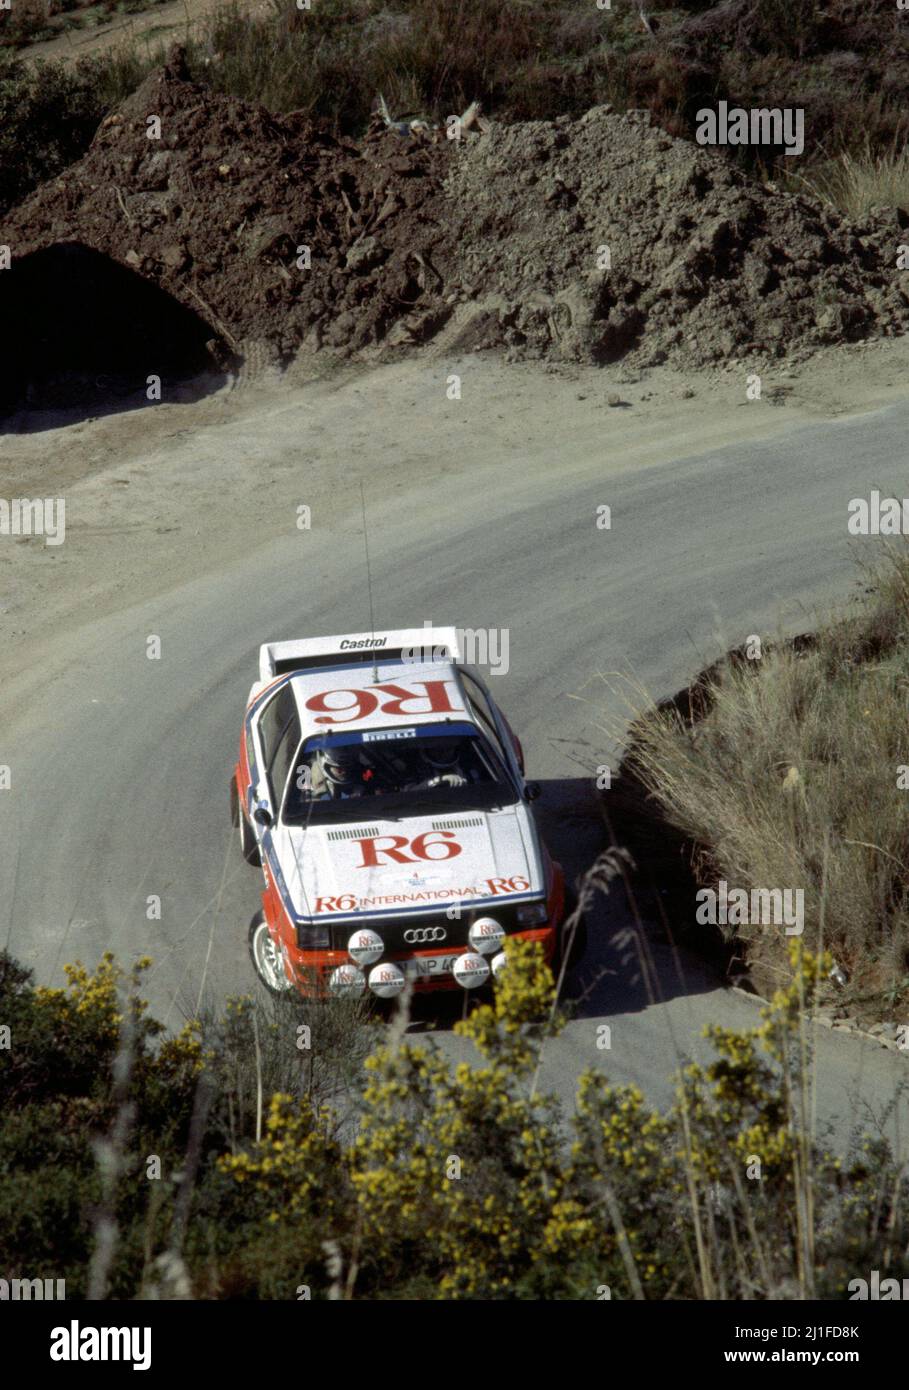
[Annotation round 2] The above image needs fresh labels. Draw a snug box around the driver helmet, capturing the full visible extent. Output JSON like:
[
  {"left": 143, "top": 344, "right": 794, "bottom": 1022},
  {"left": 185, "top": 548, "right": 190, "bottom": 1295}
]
[
  {"left": 422, "top": 738, "right": 461, "bottom": 771},
  {"left": 319, "top": 745, "right": 364, "bottom": 788}
]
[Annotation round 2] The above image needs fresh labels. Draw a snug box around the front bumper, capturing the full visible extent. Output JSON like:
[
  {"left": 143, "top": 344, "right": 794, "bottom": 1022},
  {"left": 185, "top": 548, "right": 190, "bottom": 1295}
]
[
  {"left": 262, "top": 864, "right": 566, "bottom": 1000},
  {"left": 284, "top": 923, "right": 558, "bottom": 997}
]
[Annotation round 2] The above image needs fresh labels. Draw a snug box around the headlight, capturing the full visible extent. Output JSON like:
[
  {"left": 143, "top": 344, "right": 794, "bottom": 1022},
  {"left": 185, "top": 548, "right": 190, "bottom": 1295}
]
[
  {"left": 368, "top": 962, "right": 406, "bottom": 998},
  {"left": 347, "top": 928, "right": 384, "bottom": 966},
  {"left": 453, "top": 953, "right": 490, "bottom": 990},
  {"left": 296, "top": 922, "right": 331, "bottom": 950},
  {"left": 329, "top": 965, "right": 366, "bottom": 998},
  {"left": 516, "top": 901, "right": 549, "bottom": 926},
  {"left": 469, "top": 916, "right": 505, "bottom": 955}
]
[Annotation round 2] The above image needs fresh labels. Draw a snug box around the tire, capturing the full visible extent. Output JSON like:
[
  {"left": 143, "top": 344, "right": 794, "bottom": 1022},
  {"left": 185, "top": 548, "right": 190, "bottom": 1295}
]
[
  {"left": 248, "top": 911, "right": 294, "bottom": 995},
  {"left": 559, "top": 886, "right": 588, "bottom": 971},
  {"left": 231, "top": 777, "right": 260, "bottom": 865}
]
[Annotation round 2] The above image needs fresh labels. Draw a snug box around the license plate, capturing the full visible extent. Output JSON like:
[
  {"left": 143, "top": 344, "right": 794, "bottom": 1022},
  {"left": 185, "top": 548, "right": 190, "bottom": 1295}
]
[{"left": 403, "top": 954, "right": 458, "bottom": 979}]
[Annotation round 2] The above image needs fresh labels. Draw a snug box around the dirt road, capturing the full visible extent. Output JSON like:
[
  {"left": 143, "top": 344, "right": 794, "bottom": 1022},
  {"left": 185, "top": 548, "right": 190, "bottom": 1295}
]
[
  {"left": 14, "top": 0, "right": 269, "bottom": 67},
  {"left": 1, "top": 341, "right": 907, "bottom": 1148}
]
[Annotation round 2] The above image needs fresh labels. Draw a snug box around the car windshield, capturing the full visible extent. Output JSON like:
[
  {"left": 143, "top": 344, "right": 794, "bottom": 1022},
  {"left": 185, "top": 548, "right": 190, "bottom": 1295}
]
[{"left": 281, "top": 722, "right": 518, "bottom": 824}]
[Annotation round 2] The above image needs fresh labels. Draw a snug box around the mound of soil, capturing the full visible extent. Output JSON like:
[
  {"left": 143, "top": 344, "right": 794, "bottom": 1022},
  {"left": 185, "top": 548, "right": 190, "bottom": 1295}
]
[
  {"left": 0, "top": 47, "right": 456, "bottom": 387},
  {"left": 3, "top": 45, "right": 909, "bottom": 399},
  {"left": 444, "top": 106, "right": 909, "bottom": 367}
]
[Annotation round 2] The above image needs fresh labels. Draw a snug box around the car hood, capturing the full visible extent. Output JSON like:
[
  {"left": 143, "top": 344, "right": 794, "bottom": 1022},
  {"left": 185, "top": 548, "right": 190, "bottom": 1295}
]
[{"left": 282, "top": 805, "right": 542, "bottom": 922}]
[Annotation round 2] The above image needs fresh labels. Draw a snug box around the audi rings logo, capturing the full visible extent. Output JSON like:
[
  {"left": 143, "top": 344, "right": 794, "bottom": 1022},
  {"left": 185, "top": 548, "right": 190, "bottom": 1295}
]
[{"left": 403, "top": 926, "right": 447, "bottom": 944}]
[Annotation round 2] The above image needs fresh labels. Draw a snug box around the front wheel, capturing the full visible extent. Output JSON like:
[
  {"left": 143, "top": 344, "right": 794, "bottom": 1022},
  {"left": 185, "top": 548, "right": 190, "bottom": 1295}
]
[{"left": 248, "top": 911, "right": 294, "bottom": 995}]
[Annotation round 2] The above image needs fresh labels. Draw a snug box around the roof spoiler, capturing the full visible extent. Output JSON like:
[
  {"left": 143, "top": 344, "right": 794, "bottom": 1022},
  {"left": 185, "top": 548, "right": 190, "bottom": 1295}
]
[{"left": 258, "top": 627, "right": 462, "bottom": 682}]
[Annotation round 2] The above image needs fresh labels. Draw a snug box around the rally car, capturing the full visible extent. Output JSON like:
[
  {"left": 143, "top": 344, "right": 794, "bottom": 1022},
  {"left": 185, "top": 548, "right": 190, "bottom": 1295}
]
[{"left": 230, "top": 626, "right": 575, "bottom": 999}]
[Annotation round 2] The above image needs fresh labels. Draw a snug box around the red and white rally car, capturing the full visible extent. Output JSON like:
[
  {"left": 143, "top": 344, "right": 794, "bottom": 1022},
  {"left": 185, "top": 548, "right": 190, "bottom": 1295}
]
[{"left": 231, "top": 627, "right": 572, "bottom": 1000}]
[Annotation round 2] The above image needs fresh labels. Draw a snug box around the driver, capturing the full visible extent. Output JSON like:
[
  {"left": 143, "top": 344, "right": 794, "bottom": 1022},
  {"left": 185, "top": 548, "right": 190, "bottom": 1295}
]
[
  {"left": 417, "top": 739, "right": 468, "bottom": 788},
  {"left": 311, "top": 746, "right": 374, "bottom": 799}
]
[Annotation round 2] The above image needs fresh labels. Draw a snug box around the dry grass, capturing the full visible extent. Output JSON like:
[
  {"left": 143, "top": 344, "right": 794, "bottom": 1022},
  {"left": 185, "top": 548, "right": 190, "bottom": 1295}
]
[
  {"left": 181, "top": 0, "right": 624, "bottom": 132},
  {"left": 799, "top": 139, "right": 909, "bottom": 219},
  {"left": 625, "top": 549, "right": 909, "bottom": 1007}
]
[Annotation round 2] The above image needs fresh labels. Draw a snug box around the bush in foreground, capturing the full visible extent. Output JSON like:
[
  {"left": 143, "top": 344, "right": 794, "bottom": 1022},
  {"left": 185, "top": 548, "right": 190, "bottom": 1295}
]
[{"left": 0, "top": 939, "right": 905, "bottom": 1298}]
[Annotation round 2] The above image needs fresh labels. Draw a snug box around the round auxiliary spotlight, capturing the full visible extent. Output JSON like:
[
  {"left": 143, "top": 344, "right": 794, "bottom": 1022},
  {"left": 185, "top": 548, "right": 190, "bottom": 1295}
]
[
  {"left": 368, "top": 962, "right": 406, "bottom": 999},
  {"left": 453, "top": 952, "right": 491, "bottom": 990},
  {"left": 468, "top": 916, "right": 505, "bottom": 956},
  {"left": 328, "top": 964, "right": 366, "bottom": 998},
  {"left": 490, "top": 950, "right": 507, "bottom": 978},
  {"left": 347, "top": 928, "right": 384, "bottom": 966}
]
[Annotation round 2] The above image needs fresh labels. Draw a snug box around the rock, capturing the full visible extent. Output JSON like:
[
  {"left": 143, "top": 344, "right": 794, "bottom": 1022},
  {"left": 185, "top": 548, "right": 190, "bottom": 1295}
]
[
  {"left": 161, "top": 243, "right": 188, "bottom": 270},
  {"left": 345, "top": 236, "right": 386, "bottom": 271}
]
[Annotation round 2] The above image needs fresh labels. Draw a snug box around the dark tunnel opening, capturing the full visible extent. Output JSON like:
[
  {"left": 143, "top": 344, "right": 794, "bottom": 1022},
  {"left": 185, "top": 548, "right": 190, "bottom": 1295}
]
[{"left": 0, "top": 242, "right": 235, "bottom": 429}]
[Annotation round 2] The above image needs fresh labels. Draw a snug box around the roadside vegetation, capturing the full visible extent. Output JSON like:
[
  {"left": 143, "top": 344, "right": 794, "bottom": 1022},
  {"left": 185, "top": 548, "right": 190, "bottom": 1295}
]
[
  {"left": 3, "top": 0, "right": 909, "bottom": 217},
  {"left": 0, "top": 47, "right": 147, "bottom": 213},
  {"left": 626, "top": 548, "right": 909, "bottom": 1017},
  {"left": 799, "top": 141, "right": 909, "bottom": 222},
  {"left": 1, "top": 939, "right": 906, "bottom": 1299}
]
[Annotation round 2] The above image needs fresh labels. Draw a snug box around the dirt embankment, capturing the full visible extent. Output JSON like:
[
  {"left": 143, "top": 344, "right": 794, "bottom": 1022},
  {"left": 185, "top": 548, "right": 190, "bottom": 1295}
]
[
  {"left": 2, "top": 44, "right": 909, "bottom": 407},
  {"left": 443, "top": 108, "right": 909, "bottom": 368},
  {"left": 0, "top": 49, "right": 454, "bottom": 397}
]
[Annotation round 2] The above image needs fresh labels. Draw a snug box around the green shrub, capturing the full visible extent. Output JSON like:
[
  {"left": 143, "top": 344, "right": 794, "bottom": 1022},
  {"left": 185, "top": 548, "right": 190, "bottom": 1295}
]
[
  {"left": 2, "top": 942, "right": 907, "bottom": 1298},
  {"left": 0, "top": 48, "right": 154, "bottom": 214}
]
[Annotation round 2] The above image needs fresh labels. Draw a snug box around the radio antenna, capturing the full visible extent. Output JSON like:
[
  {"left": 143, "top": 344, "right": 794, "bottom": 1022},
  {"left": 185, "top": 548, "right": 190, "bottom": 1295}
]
[{"left": 360, "top": 481, "right": 379, "bottom": 683}]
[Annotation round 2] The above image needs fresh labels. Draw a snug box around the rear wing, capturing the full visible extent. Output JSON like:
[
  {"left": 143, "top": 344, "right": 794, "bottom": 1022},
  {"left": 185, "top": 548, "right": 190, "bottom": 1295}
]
[{"left": 258, "top": 627, "right": 462, "bottom": 682}]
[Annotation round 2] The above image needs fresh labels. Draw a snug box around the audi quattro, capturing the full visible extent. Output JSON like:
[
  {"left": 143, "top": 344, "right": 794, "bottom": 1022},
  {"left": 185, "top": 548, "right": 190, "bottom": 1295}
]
[{"left": 230, "top": 626, "right": 570, "bottom": 1000}]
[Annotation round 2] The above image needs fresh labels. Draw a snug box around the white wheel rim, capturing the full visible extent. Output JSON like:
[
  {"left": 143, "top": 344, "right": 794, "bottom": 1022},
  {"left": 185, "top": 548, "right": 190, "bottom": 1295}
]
[{"left": 253, "top": 922, "right": 292, "bottom": 992}]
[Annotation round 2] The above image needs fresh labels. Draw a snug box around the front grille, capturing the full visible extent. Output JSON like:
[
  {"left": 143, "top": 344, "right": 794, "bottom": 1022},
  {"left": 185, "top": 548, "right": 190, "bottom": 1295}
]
[{"left": 331, "top": 902, "right": 520, "bottom": 953}]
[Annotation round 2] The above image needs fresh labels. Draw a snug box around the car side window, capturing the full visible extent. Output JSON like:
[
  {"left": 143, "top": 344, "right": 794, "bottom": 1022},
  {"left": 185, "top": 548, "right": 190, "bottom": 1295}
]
[
  {"left": 460, "top": 670, "right": 495, "bottom": 723},
  {"left": 459, "top": 671, "right": 508, "bottom": 765},
  {"left": 269, "top": 718, "right": 301, "bottom": 811},
  {"left": 257, "top": 685, "right": 297, "bottom": 790}
]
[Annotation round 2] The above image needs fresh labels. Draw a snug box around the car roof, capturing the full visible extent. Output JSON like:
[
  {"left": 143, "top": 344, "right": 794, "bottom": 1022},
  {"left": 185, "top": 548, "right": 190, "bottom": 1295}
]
[{"left": 261, "top": 657, "right": 475, "bottom": 741}]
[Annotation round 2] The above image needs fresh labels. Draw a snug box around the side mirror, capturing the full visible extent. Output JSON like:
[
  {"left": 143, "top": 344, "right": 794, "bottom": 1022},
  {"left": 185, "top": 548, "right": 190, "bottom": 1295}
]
[
  {"left": 524, "top": 781, "right": 542, "bottom": 802},
  {"left": 254, "top": 805, "right": 273, "bottom": 829}
]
